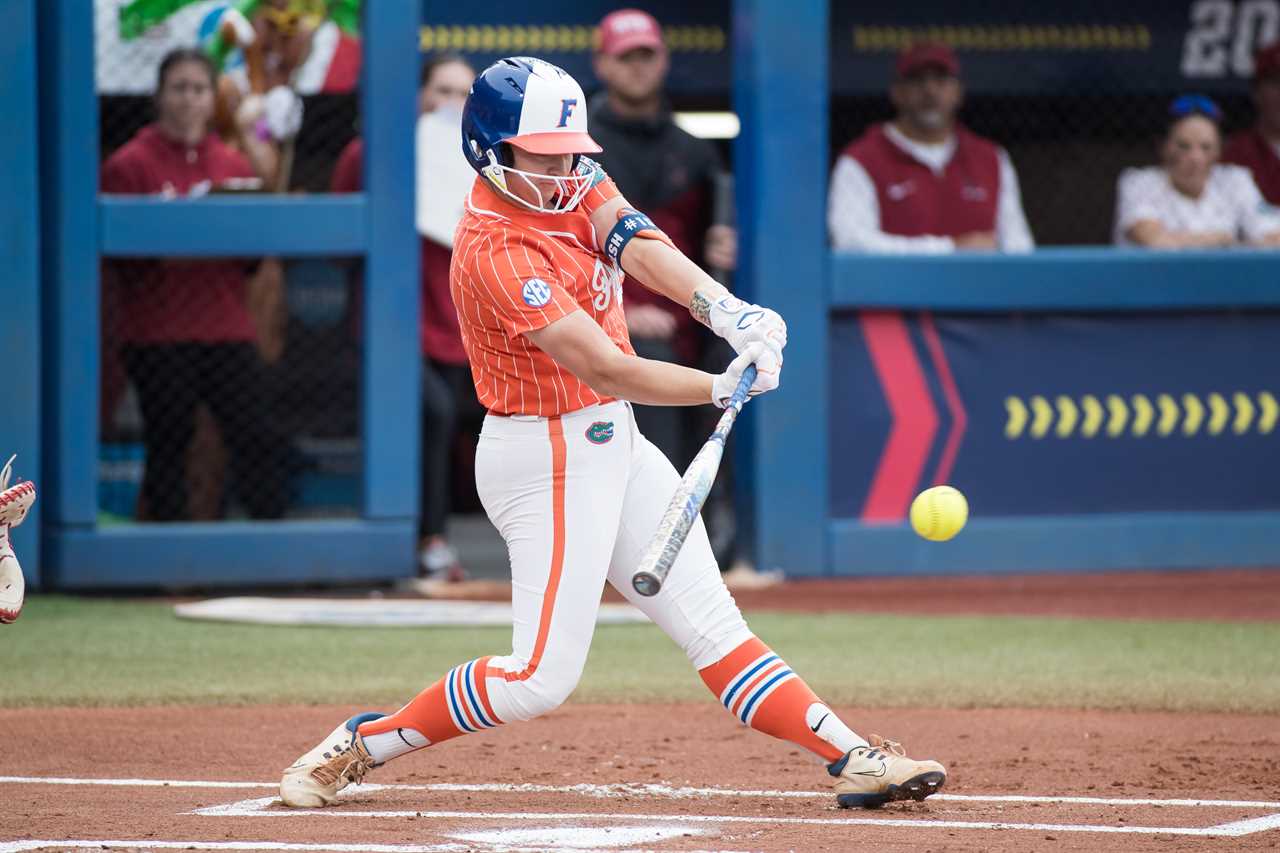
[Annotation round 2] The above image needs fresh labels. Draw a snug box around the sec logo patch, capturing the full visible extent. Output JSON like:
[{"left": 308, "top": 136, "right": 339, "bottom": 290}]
[
  {"left": 522, "top": 278, "right": 552, "bottom": 308},
  {"left": 585, "top": 421, "right": 615, "bottom": 444}
]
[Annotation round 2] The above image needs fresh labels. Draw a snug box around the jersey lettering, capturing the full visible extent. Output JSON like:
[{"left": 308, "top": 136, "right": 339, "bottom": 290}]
[{"left": 590, "top": 259, "right": 624, "bottom": 312}]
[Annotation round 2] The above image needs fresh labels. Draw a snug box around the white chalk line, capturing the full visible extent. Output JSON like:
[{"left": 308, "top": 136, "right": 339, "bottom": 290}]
[
  {"left": 0, "top": 776, "right": 276, "bottom": 789},
  {"left": 183, "top": 795, "right": 1280, "bottom": 838},
  {"left": 0, "top": 842, "right": 750, "bottom": 853},
  {"left": 3, "top": 775, "right": 1278, "bottom": 809},
  {"left": 0, "top": 843, "right": 468, "bottom": 853},
  {"left": 449, "top": 824, "right": 710, "bottom": 850},
  {"left": 4, "top": 775, "right": 1277, "bottom": 839}
]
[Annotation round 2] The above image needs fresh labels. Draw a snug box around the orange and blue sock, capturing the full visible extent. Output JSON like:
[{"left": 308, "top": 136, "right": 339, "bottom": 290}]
[
  {"left": 699, "top": 636, "right": 866, "bottom": 763},
  {"left": 356, "top": 657, "right": 502, "bottom": 764}
]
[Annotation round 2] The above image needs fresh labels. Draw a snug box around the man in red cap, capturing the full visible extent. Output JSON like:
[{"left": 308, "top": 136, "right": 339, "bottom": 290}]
[
  {"left": 1224, "top": 40, "right": 1280, "bottom": 204},
  {"left": 828, "top": 42, "right": 1033, "bottom": 253},
  {"left": 588, "top": 8, "right": 758, "bottom": 583}
]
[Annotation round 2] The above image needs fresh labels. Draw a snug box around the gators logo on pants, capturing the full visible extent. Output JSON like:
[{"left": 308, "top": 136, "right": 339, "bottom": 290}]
[{"left": 585, "top": 421, "right": 614, "bottom": 444}]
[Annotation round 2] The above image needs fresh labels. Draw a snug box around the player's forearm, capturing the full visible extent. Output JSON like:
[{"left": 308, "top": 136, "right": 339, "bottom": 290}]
[
  {"left": 527, "top": 311, "right": 712, "bottom": 405},
  {"left": 590, "top": 351, "right": 714, "bottom": 407},
  {"left": 618, "top": 237, "right": 730, "bottom": 320}
]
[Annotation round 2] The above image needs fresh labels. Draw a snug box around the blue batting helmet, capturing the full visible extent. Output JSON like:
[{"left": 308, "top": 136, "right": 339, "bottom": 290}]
[{"left": 461, "top": 56, "right": 602, "bottom": 212}]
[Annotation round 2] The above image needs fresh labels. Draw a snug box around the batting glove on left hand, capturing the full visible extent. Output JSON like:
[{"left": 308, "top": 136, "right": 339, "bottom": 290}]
[{"left": 712, "top": 342, "right": 780, "bottom": 408}]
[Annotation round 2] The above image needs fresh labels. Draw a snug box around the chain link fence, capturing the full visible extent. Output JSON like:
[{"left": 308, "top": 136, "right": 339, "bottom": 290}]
[
  {"left": 99, "top": 255, "right": 362, "bottom": 522},
  {"left": 96, "top": 0, "right": 361, "bottom": 192},
  {"left": 831, "top": 92, "right": 1257, "bottom": 246},
  {"left": 829, "top": 3, "right": 1280, "bottom": 246},
  {"left": 95, "top": 0, "right": 365, "bottom": 522}
]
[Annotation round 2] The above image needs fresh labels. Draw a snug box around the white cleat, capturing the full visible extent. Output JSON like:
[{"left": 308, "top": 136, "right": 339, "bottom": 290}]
[
  {"left": 828, "top": 734, "right": 946, "bottom": 808},
  {"left": 0, "top": 455, "right": 36, "bottom": 625},
  {"left": 280, "top": 712, "right": 384, "bottom": 807}
]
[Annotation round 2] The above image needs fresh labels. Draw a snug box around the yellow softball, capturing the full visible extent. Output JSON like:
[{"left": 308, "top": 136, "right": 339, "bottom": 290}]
[{"left": 909, "top": 485, "right": 968, "bottom": 542}]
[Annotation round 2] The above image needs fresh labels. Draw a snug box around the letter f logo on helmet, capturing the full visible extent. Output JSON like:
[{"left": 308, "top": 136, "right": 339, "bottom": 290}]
[{"left": 557, "top": 98, "right": 578, "bottom": 128}]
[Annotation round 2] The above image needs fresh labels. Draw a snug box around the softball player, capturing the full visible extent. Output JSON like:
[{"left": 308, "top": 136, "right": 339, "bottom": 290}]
[{"left": 281, "top": 57, "right": 945, "bottom": 810}]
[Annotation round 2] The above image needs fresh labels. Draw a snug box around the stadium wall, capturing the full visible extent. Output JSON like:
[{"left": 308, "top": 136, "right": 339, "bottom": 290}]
[
  {"left": 33, "top": 1, "right": 421, "bottom": 589},
  {"left": 736, "top": 1, "right": 1280, "bottom": 577},
  {"left": 1, "top": 0, "right": 42, "bottom": 585},
  {"left": 13, "top": 1, "right": 1280, "bottom": 587}
]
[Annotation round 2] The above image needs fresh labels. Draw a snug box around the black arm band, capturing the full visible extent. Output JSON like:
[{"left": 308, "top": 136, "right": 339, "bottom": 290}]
[{"left": 604, "top": 210, "right": 659, "bottom": 265}]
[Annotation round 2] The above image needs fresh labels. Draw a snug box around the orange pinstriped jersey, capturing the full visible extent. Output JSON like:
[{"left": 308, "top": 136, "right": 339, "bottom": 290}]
[{"left": 450, "top": 165, "right": 634, "bottom": 416}]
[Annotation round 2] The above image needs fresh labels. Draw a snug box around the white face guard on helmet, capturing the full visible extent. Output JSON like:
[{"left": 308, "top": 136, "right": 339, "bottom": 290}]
[
  {"left": 468, "top": 57, "right": 603, "bottom": 214},
  {"left": 479, "top": 151, "right": 596, "bottom": 214}
]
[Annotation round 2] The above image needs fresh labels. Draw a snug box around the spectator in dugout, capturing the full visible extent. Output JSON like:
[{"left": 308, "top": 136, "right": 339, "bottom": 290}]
[
  {"left": 1113, "top": 94, "right": 1280, "bottom": 248},
  {"left": 827, "top": 42, "right": 1034, "bottom": 253},
  {"left": 1224, "top": 40, "right": 1280, "bottom": 205},
  {"left": 331, "top": 54, "right": 481, "bottom": 582},
  {"left": 100, "top": 47, "right": 289, "bottom": 520},
  {"left": 587, "top": 8, "right": 737, "bottom": 464},
  {"left": 587, "top": 9, "right": 769, "bottom": 586}
]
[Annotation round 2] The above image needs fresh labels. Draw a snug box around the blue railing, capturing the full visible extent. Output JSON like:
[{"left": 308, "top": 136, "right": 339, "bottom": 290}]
[
  {"left": 34, "top": 0, "right": 421, "bottom": 588},
  {"left": 831, "top": 250, "right": 1280, "bottom": 311}
]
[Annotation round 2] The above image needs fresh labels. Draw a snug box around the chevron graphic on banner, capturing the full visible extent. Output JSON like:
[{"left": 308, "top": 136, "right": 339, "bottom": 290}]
[
  {"left": 1234, "top": 392, "right": 1255, "bottom": 434},
  {"left": 1106, "top": 394, "right": 1128, "bottom": 437},
  {"left": 1182, "top": 393, "right": 1204, "bottom": 436},
  {"left": 1261, "top": 391, "right": 1279, "bottom": 433},
  {"left": 858, "top": 313, "right": 968, "bottom": 522},
  {"left": 1004, "top": 396, "right": 1027, "bottom": 439},
  {"left": 1132, "top": 394, "right": 1154, "bottom": 436},
  {"left": 1055, "top": 395, "right": 1077, "bottom": 438},
  {"left": 1080, "top": 394, "right": 1103, "bottom": 437},
  {"left": 1208, "top": 393, "right": 1229, "bottom": 434},
  {"left": 1030, "top": 396, "right": 1053, "bottom": 438},
  {"left": 1003, "top": 392, "right": 1278, "bottom": 440},
  {"left": 1158, "top": 394, "right": 1181, "bottom": 436}
]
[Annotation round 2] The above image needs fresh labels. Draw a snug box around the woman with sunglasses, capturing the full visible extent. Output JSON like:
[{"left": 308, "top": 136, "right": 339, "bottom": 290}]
[{"left": 1114, "top": 94, "right": 1280, "bottom": 248}]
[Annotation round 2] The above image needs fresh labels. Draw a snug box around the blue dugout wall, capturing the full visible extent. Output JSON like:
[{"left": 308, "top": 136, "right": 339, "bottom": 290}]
[
  {"left": 1, "top": 0, "right": 42, "bottom": 584},
  {"left": 735, "top": 1, "right": 1280, "bottom": 577},
  {"left": 31, "top": 1, "right": 420, "bottom": 588},
  {"left": 8, "top": 0, "right": 1279, "bottom": 588}
]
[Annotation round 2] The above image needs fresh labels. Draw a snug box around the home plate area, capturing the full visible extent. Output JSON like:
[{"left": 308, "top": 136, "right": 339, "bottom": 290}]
[
  {"left": 3, "top": 776, "right": 1279, "bottom": 853},
  {"left": 5, "top": 705, "right": 1279, "bottom": 852},
  {"left": 201, "top": 782, "right": 1280, "bottom": 843}
]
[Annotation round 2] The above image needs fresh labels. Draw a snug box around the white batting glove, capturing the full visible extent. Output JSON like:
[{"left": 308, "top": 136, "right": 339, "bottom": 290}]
[
  {"left": 707, "top": 295, "right": 788, "bottom": 359},
  {"left": 711, "top": 342, "right": 780, "bottom": 408}
]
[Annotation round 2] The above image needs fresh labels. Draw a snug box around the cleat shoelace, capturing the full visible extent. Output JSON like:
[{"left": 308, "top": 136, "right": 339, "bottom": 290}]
[
  {"left": 309, "top": 739, "right": 375, "bottom": 789},
  {"left": 858, "top": 735, "right": 908, "bottom": 764}
]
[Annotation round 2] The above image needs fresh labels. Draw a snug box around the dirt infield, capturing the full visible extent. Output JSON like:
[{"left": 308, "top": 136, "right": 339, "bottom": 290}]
[
  {"left": 5, "top": 571, "right": 1276, "bottom": 850},
  {"left": 4, "top": 703, "right": 1278, "bottom": 851}
]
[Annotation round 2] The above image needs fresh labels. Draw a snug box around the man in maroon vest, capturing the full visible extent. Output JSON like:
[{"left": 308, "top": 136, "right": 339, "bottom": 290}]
[
  {"left": 828, "top": 42, "right": 1033, "bottom": 253},
  {"left": 1224, "top": 40, "right": 1280, "bottom": 205}
]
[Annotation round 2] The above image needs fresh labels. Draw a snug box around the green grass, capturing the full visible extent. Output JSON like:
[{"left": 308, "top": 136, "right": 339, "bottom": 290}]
[{"left": 2, "top": 595, "right": 1278, "bottom": 712}]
